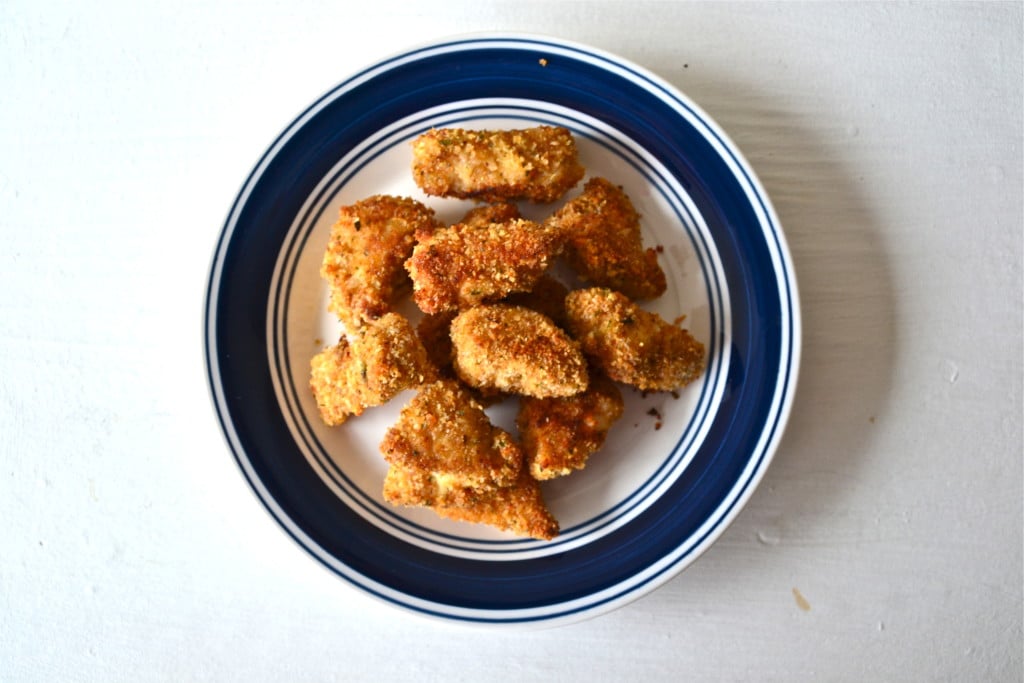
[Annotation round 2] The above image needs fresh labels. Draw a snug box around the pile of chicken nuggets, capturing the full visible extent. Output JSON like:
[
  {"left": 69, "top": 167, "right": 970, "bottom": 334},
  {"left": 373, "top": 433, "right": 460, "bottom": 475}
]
[{"left": 309, "top": 125, "right": 706, "bottom": 540}]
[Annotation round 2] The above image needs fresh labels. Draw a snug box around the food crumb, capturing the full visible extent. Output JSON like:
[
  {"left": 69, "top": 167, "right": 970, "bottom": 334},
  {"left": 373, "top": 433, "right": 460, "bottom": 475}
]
[
  {"left": 314, "top": 338, "right": 322, "bottom": 346},
  {"left": 792, "top": 587, "right": 811, "bottom": 612},
  {"left": 656, "top": 244, "right": 664, "bottom": 253},
  {"left": 672, "top": 315, "right": 687, "bottom": 326},
  {"left": 538, "top": 58, "right": 548, "bottom": 67}
]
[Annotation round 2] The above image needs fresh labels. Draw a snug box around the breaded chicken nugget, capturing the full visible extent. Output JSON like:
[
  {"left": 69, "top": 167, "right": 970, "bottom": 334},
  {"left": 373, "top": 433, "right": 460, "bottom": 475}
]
[
  {"left": 380, "top": 380, "right": 522, "bottom": 492},
  {"left": 405, "top": 218, "right": 563, "bottom": 314},
  {"left": 502, "top": 274, "right": 570, "bottom": 329},
  {"left": 321, "top": 195, "right": 441, "bottom": 328},
  {"left": 309, "top": 313, "right": 436, "bottom": 426},
  {"left": 431, "top": 469, "right": 560, "bottom": 541},
  {"left": 564, "top": 288, "right": 705, "bottom": 392},
  {"left": 450, "top": 304, "right": 588, "bottom": 398},
  {"left": 517, "top": 373, "right": 625, "bottom": 480},
  {"left": 411, "top": 126, "right": 584, "bottom": 203},
  {"left": 546, "top": 177, "right": 667, "bottom": 300}
]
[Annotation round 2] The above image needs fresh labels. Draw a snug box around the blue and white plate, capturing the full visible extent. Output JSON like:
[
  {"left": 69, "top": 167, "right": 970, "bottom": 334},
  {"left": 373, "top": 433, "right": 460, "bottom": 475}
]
[{"left": 204, "top": 35, "right": 800, "bottom": 627}]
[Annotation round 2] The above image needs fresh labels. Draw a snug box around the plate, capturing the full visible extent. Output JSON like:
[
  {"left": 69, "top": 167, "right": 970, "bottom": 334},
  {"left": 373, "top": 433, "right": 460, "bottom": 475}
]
[{"left": 204, "top": 34, "right": 800, "bottom": 627}]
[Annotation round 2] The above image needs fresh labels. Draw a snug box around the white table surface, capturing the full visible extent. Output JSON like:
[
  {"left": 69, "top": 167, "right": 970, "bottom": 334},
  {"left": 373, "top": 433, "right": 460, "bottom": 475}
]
[{"left": 2, "top": 2, "right": 1021, "bottom": 680}]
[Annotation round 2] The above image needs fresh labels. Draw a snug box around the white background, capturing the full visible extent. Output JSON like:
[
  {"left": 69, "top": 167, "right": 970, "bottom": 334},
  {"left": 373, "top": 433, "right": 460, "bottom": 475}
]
[{"left": 2, "top": 2, "right": 1021, "bottom": 680}]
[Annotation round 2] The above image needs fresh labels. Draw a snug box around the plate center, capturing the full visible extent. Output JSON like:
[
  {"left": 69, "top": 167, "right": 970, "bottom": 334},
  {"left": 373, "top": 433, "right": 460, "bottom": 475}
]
[{"left": 269, "top": 104, "right": 727, "bottom": 558}]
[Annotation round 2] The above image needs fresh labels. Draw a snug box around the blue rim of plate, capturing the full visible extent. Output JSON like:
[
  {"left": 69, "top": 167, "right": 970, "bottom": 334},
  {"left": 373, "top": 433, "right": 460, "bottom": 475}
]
[{"left": 204, "top": 34, "right": 800, "bottom": 627}]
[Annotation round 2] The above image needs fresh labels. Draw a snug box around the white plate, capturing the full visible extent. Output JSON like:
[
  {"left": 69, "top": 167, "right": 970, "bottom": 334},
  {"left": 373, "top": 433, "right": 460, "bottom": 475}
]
[{"left": 204, "top": 34, "right": 800, "bottom": 627}]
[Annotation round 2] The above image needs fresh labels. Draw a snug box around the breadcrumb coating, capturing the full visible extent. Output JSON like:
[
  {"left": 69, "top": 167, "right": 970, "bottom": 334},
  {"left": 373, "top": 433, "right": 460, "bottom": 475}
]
[
  {"left": 411, "top": 126, "right": 584, "bottom": 203},
  {"left": 309, "top": 313, "right": 437, "bottom": 426},
  {"left": 320, "top": 195, "right": 441, "bottom": 328},
  {"left": 546, "top": 177, "right": 667, "bottom": 300},
  {"left": 380, "top": 381, "right": 557, "bottom": 540},
  {"left": 564, "top": 288, "right": 705, "bottom": 392},
  {"left": 431, "top": 469, "right": 560, "bottom": 541},
  {"left": 451, "top": 304, "right": 589, "bottom": 398},
  {"left": 381, "top": 464, "right": 437, "bottom": 507},
  {"left": 517, "top": 373, "right": 625, "bottom": 480},
  {"left": 380, "top": 380, "right": 522, "bottom": 492},
  {"left": 383, "top": 464, "right": 559, "bottom": 540},
  {"left": 405, "top": 218, "right": 563, "bottom": 314}
]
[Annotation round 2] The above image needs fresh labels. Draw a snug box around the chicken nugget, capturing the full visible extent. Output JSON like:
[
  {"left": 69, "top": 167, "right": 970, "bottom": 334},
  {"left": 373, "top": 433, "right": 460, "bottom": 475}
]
[
  {"left": 517, "top": 373, "right": 624, "bottom": 480},
  {"left": 564, "top": 288, "right": 705, "bottom": 392},
  {"left": 309, "top": 313, "right": 436, "bottom": 426},
  {"left": 320, "top": 195, "right": 441, "bottom": 328},
  {"left": 411, "top": 126, "right": 584, "bottom": 203},
  {"left": 546, "top": 177, "right": 667, "bottom": 300},
  {"left": 431, "top": 469, "right": 560, "bottom": 541},
  {"left": 380, "top": 380, "right": 522, "bottom": 492},
  {"left": 450, "top": 304, "right": 588, "bottom": 398},
  {"left": 405, "top": 218, "right": 563, "bottom": 314}
]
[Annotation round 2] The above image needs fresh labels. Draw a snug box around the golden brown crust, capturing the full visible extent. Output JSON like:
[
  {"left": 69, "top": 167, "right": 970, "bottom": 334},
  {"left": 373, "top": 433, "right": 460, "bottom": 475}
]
[
  {"left": 309, "top": 313, "right": 437, "bottom": 426},
  {"left": 320, "top": 195, "right": 441, "bottom": 328},
  {"left": 379, "top": 380, "right": 522, "bottom": 490},
  {"left": 546, "top": 177, "right": 667, "bottom": 300},
  {"left": 380, "top": 380, "right": 557, "bottom": 540},
  {"left": 411, "top": 126, "right": 584, "bottom": 203},
  {"left": 405, "top": 218, "right": 563, "bottom": 314},
  {"left": 564, "top": 288, "right": 705, "bottom": 392},
  {"left": 384, "top": 464, "right": 559, "bottom": 540},
  {"left": 382, "top": 463, "right": 437, "bottom": 507},
  {"left": 450, "top": 304, "right": 589, "bottom": 398},
  {"left": 517, "top": 373, "right": 625, "bottom": 480},
  {"left": 431, "top": 469, "right": 560, "bottom": 541}
]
